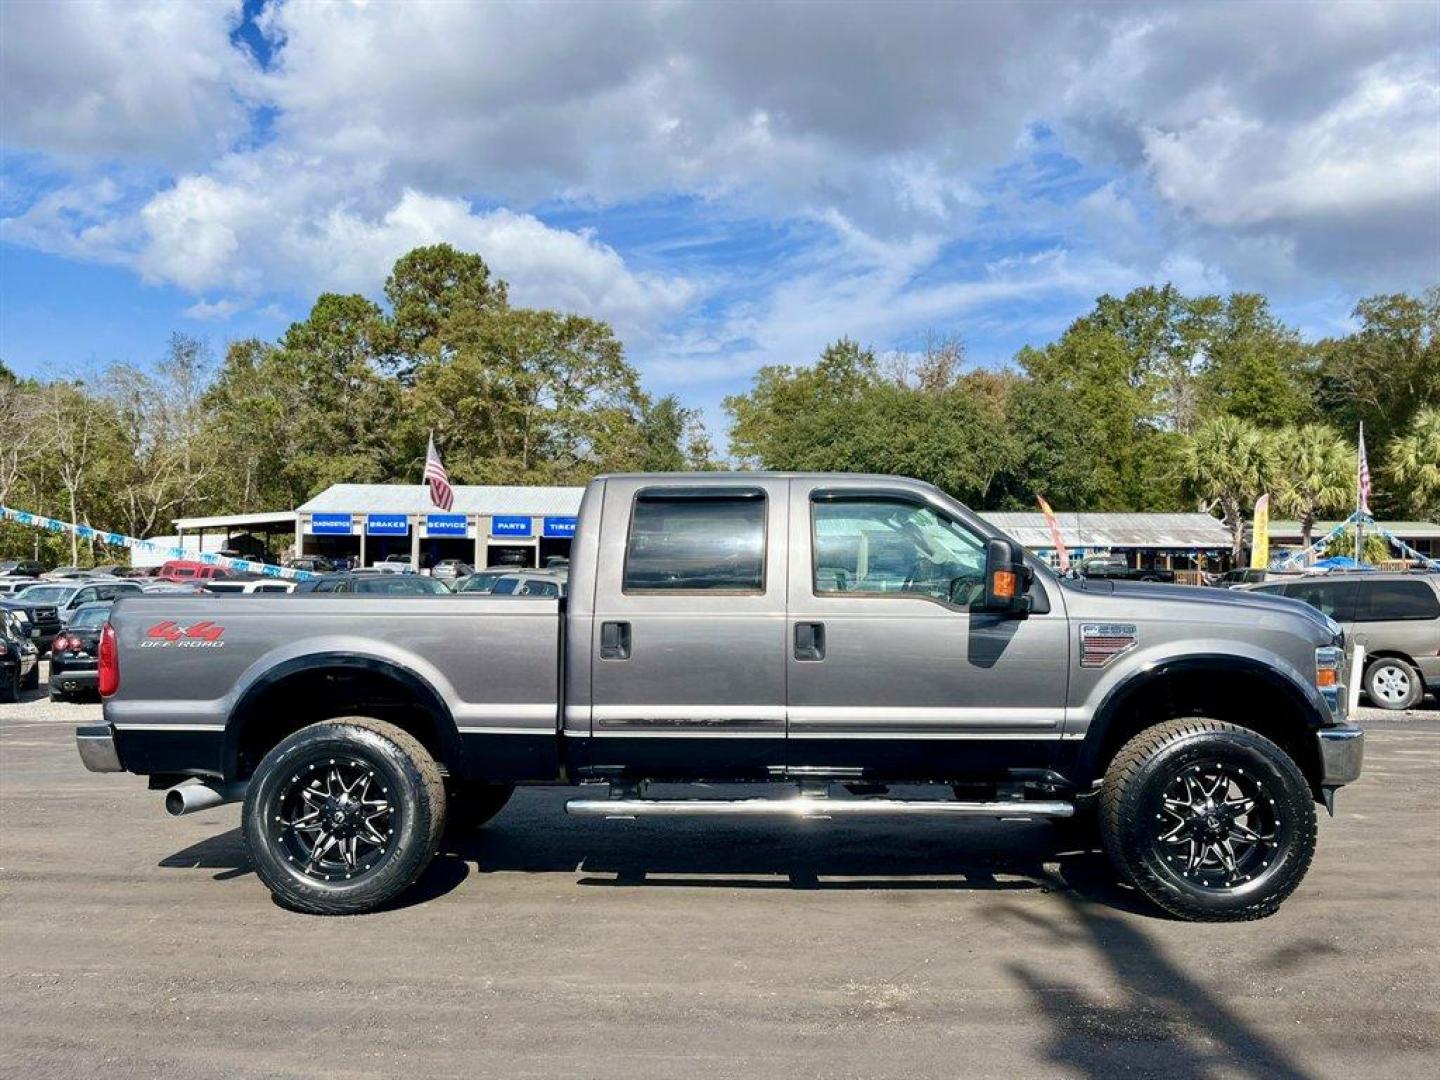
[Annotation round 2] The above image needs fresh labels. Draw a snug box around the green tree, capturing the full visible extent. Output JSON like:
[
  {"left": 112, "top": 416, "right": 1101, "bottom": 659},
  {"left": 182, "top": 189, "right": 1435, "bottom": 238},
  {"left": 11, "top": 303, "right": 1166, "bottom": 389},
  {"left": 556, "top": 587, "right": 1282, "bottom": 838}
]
[
  {"left": 1316, "top": 289, "right": 1440, "bottom": 498},
  {"left": 1272, "top": 424, "right": 1354, "bottom": 549},
  {"left": 1194, "top": 293, "right": 1315, "bottom": 427},
  {"left": 1385, "top": 406, "right": 1440, "bottom": 520},
  {"left": 638, "top": 395, "right": 715, "bottom": 472},
  {"left": 384, "top": 244, "right": 507, "bottom": 376},
  {"left": 1183, "top": 416, "right": 1276, "bottom": 560},
  {"left": 409, "top": 307, "right": 648, "bottom": 484}
]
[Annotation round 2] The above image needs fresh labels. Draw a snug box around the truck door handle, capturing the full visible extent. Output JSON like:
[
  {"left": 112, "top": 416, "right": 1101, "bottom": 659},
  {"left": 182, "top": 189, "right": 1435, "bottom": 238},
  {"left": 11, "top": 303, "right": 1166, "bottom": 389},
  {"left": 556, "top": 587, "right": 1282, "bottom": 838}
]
[
  {"left": 600, "top": 621, "right": 632, "bottom": 660},
  {"left": 794, "top": 622, "right": 826, "bottom": 661}
]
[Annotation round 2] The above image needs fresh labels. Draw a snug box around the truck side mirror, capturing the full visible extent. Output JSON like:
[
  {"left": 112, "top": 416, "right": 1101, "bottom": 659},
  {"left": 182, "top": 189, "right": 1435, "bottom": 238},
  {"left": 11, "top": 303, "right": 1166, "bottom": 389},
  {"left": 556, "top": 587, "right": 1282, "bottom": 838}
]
[{"left": 981, "top": 538, "right": 1032, "bottom": 616}]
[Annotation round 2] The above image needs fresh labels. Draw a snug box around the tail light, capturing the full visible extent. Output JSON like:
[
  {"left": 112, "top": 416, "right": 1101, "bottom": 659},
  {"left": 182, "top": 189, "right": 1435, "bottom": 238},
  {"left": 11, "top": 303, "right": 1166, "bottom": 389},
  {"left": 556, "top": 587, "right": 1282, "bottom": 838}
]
[{"left": 98, "top": 622, "right": 119, "bottom": 697}]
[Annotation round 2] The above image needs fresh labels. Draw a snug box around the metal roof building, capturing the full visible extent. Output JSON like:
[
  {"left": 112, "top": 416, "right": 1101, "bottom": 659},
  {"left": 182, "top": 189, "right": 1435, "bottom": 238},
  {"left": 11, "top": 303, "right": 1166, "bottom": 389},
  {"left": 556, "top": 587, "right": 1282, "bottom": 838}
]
[
  {"left": 979, "top": 512, "right": 1231, "bottom": 551},
  {"left": 296, "top": 484, "right": 584, "bottom": 517}
]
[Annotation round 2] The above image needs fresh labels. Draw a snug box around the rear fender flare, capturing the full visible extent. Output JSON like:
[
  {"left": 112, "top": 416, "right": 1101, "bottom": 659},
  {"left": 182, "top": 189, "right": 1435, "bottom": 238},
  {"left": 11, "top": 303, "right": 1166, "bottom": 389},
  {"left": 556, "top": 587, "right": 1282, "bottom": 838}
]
[{"left": 222, "top": 652, "right": 462, "bottom": 779}]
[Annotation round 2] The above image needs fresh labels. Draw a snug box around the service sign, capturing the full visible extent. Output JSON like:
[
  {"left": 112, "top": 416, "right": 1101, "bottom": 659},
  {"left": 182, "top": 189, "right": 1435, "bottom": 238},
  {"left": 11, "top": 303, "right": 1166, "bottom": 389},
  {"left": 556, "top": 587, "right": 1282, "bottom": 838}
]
[
  {"left": 424, "top": 514, "right": 469, "bottom": 538},
  {"left": 366, "top": 514, "right": 410, "bottom": 537},
  {"left": 309, "top": 513, "right": 354, "bottom": 536},
  {"left": 542, "top": 516, "right": 578, "bottom": 538},
  {"left": 490, "top": 515, "right": 533, "bottom": 538}
]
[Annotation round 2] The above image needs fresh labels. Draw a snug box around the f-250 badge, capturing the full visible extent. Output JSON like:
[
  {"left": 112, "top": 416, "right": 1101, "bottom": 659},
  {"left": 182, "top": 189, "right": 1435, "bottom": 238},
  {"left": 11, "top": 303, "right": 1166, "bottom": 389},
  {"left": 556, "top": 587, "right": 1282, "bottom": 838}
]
[{"left": 141, "top": 621, "right": 226, "bottom": 649}]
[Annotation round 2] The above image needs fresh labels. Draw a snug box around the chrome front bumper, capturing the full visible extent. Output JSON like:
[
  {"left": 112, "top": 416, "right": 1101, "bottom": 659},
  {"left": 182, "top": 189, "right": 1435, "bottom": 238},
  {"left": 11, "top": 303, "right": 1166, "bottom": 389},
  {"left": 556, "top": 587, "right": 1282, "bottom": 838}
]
[
  {"left": 76, "top": 724, "right": 123, "bottom": 773},
  {"left": 1318, "top": 723, "right": 1364, "bottom": 787}
]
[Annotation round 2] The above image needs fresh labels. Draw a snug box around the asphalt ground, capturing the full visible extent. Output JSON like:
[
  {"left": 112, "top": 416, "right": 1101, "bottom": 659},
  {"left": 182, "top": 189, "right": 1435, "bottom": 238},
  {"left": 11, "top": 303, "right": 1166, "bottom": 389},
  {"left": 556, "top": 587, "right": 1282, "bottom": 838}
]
[{"left": 1, "top": 665, "right": 1436, "bottom": 1079}]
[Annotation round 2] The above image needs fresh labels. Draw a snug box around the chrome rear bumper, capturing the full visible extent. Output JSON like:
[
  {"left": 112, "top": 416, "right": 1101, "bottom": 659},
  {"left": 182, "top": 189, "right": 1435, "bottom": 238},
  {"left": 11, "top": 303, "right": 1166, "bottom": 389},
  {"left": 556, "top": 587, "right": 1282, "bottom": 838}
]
[{"left": 76, "top": 724, "right": 123, "bottom": 773}]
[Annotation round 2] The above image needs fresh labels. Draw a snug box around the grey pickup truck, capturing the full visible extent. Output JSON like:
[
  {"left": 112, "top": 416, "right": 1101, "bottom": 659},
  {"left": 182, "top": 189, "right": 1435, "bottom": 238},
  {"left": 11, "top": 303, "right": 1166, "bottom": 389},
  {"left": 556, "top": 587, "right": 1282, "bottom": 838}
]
[{"left": 78, "top": 472, "right": 1364, "bottom": 920}]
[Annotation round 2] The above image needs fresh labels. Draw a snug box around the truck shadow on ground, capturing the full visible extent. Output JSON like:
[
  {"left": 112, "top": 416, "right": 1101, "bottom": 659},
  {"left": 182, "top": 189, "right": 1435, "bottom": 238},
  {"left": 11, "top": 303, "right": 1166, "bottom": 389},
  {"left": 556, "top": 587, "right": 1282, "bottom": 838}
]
[{"left": 158, "top": 788, "right": 1158, "bottom": 915}]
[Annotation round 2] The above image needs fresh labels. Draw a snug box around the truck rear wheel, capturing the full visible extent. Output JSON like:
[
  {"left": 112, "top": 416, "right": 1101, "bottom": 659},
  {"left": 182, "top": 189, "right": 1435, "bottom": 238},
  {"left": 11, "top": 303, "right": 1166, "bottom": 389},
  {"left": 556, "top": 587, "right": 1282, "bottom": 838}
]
[
  {"left": 241, "top": 717, "right": 446, "bottom": 916},
  {"left": 1099, "top": 718, "right": 1316, "bottom": 922}
]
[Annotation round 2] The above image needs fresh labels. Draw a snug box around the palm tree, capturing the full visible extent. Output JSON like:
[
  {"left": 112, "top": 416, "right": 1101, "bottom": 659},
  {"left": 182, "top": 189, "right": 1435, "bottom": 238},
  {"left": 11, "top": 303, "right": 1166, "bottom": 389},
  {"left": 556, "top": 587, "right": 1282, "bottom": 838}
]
[
  {"left": 1273, "top": 425, "right": 1354, "bottom": 549},
  {"left": 1386, "top": 406, "right": 1440, "bottom": 519},
  {"left": 1183, "top": 416, "right": 1276, "bottom": 560}
]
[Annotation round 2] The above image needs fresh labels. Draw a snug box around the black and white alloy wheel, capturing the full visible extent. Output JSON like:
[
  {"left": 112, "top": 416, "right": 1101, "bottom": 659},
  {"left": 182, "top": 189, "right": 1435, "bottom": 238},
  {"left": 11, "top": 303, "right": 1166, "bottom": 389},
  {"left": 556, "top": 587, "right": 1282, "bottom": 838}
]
[
  {"left": 1155, "top": 762, "right": 1278, "bottom": 889},
  {"left": 1364, "top": 658, "right": 1422, "bottom": 711},
  {"left": 242, "top": 717, "right": 446, "bottom": 915},
  {"left": 1100, "top": 718, "right": 1316, "bottom": 921},
  {"left": 274, "top": 757, "right": 396, "bottom": 883}
]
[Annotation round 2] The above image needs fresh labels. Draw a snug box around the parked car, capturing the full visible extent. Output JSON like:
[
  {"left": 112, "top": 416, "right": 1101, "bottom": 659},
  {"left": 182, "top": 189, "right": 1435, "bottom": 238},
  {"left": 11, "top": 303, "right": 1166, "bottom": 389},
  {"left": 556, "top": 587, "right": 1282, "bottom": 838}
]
[
  {"left": 1208, "top": 568, "right": 1299, "bottom": 588},
  {"left": 203, "top": 576, "right": 298, "bottom": 594},
  {"left": 139, "top": 580, "right": 209, "bottom": 595},
  {"left": 0, "top": 595, "right": 62, "bottom": 653},
  {"left": 0, "top": 560, "right": 46, "bottom": 577},
  {"left": 14, "top": 578, "right": 143, "bottom": 625},
  {"left": 429, "top": 559, "right": 474, "bottom": 583},
  {"left": 157, "top": 560, "right": 232, "bottom": 583},
  {"left": 0, "top": 609, "right": 40, "bottom": 702},
  {"left": 1242, "top": 572, "right": 1440, "bottom": 710},
  {"left": 370, "top": 554, "right": 416, "bottom": 574},
  {"left": 490, "top": 572, "right": 566, "bottom": 598},
  {"left": 0, "top": 577, "right": 42, "bottom": 596},
  {"left": 292, "top": 572, "right": 451, "bottom": 595},
  {"left": 48, "top": 601, "right": 112, "bottom": 702},
  {"left": 284, "top": 556, "right": 336, "bottom": 574},
  {"left": 82, "top": 471, "right": 1363, "bottom": 921},
  {"left": 453, "top": 567, "right": 522, "bottom": 593},
  {"left": 43, "top": 565, "right": 93, "bottom": 580},
  {"left": 1076, "top": 555, "right": 1175, "bottom": 583}
]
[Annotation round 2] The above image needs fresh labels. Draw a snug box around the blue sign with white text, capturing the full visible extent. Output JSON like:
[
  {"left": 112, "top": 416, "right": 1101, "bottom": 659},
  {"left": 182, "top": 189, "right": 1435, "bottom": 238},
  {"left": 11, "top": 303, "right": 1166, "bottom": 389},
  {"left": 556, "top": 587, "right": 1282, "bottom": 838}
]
[
  {"left": 490, "top": 515, "right": 533, "bottom": 538},
  {"left": 366, "top": 514, "right": 410, "bottom": 536},
  {"left": 542, "top": 516, "right": 578, "bottom": 538},
  {"left": 310, "top": 514, "right": 354, "bottom": 536},
  {"left": 426, "top": 514, "right": 468, "bottom": 537}
]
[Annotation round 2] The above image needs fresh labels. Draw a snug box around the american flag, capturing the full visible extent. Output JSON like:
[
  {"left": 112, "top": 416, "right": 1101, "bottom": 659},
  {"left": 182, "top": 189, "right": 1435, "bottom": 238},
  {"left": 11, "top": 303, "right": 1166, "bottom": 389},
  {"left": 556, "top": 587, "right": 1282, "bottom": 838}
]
[
  {"left": 424, "top": 433, "right": 454, "bottom": 511},
  {"left": 1358, "top": 423, "right": 1371, "bottom": 513}
]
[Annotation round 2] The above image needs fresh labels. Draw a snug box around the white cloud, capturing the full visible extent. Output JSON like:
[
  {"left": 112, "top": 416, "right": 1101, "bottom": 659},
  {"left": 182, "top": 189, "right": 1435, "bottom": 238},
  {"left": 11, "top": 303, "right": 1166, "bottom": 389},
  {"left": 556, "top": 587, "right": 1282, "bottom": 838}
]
[
  {"left": 0, "top": 0, "right": 256, "bottom": 167},
  {"left": 182, "top": 297, "right": 246, "bottom": 322},
  {"left": 2, "top": 0, "right": 1435, "bottom": 370}
]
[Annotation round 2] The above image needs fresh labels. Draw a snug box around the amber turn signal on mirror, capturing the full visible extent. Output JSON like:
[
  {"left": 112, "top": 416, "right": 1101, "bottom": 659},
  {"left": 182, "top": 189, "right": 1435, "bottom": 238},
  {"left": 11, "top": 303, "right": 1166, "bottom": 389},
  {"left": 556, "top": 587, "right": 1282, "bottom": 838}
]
[{"left": 991, "top": 570, "right": 1018, "bottom": 599}]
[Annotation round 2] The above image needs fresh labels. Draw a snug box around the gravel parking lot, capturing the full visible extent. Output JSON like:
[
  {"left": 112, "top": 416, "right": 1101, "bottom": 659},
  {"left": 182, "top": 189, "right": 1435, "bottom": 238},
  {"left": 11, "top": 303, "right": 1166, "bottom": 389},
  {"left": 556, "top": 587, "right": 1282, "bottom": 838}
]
[{"left": 1, "top": 664, "right": 1436, "bottom": 1079}]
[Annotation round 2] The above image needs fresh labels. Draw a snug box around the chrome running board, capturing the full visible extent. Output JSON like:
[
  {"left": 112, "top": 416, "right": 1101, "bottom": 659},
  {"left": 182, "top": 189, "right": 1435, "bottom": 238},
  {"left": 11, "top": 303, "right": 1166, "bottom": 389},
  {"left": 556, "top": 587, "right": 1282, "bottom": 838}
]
[{"left": 565, "top": 796, "right": 1074, "bottom": 820}]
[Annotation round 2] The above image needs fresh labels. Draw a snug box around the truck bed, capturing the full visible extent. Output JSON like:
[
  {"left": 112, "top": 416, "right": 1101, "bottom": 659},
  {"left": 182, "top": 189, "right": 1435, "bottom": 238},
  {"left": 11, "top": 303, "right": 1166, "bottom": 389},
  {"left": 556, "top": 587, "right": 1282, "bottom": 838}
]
[{"left": 103, "top": 593, "right": 562, "bottom": 781}]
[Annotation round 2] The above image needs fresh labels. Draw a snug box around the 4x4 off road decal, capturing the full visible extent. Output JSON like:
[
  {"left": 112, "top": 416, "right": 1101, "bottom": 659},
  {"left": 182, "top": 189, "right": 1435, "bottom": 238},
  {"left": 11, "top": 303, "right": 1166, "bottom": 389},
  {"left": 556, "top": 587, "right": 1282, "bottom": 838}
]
[{"left": 141, "top": 621, "right": 226, "bottom": 649}]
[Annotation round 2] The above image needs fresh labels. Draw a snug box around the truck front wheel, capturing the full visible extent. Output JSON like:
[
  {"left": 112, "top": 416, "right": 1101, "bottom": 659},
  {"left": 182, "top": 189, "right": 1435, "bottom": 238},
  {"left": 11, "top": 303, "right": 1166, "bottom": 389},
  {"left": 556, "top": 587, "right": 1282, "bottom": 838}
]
[
  {"left": 241, "top": 717, "right": 446, "bottom": 916},
  {"left": 1099, "top": 718, "right": 1316, "bottom": 921}
]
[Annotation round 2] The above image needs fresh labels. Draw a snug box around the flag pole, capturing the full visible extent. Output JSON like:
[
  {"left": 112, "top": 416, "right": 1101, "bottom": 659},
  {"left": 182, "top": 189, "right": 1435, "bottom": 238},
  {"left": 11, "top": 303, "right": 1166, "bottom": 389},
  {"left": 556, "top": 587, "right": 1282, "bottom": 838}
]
[{"left": 1355, "top": 422, "right": 1363, "bottom": 565}]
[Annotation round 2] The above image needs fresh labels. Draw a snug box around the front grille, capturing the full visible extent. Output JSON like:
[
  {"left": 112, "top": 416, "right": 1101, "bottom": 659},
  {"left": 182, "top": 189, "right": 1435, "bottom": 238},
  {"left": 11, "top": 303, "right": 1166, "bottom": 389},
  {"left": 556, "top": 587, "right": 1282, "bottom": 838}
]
[{"left": 27, "top": 606, "right": 60, "bottom": 633}]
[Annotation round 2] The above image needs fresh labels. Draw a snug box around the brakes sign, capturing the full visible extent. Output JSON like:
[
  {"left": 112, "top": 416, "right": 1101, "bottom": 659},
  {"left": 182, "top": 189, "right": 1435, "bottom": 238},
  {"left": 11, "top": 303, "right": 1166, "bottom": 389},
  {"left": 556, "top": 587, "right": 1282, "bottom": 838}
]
[{"left": 141, "top": 621, "right": 226, "bottom": 649}]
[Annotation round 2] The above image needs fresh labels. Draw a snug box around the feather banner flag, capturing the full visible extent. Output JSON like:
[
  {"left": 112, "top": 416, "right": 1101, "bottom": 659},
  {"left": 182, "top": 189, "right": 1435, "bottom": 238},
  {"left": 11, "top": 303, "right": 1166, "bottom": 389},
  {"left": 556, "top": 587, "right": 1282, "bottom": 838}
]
[{"left": 1036, "top": 495, "right": 1069, "bottom": 572}]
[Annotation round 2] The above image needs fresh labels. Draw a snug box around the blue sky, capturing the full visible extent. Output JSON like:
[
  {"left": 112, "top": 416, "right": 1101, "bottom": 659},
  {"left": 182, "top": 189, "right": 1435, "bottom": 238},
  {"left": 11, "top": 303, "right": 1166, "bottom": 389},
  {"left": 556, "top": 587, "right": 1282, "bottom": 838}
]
[{"left": 2, "top": 1, "right": 1436, "bottom": 428}]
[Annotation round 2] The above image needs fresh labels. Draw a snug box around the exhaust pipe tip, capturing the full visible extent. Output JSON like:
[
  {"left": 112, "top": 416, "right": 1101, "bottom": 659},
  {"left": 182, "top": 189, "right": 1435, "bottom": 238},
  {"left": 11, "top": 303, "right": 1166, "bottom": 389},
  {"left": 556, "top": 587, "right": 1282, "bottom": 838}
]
[{"left": 165, "top": 781, "right": 246, "bottom": 817}]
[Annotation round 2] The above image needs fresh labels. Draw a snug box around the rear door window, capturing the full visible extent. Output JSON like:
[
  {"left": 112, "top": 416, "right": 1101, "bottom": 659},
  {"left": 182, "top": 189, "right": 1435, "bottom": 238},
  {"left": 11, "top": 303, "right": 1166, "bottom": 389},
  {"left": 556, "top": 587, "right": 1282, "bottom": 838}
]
[
  {"left": 1281, "top": 580, "right": 1360, "bottom": 621},
  {"left": 1356, "top": 580, "right": 1440, "bottom": 621},
  {"left": 623, "top": 491, "right": 766, "bottom": 592}
]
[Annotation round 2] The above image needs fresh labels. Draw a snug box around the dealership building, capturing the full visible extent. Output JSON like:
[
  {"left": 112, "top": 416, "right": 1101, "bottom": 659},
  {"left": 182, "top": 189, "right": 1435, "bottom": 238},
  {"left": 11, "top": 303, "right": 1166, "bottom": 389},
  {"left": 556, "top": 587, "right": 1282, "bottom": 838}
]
[{"left": 170, "top": 485, "right": 584, "bottom": 569}]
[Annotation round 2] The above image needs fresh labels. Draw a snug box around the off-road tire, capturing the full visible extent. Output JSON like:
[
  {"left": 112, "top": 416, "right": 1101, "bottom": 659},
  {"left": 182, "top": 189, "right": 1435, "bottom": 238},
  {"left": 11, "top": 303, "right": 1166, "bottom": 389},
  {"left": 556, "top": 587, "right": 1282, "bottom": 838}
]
[
  {"left": 22, "top": 662, "right": 39, "bottom": 691},
  {"left": 1364, "top": 657, "right": 1423, "bottom": 711},
  {"left": 242, "top": 717, "right": 446, "bottom": 916},
  {"left": 1099, "top": 718, "right": 1316, "bottom": 921},
  {"left": 0, "top": 666, "right": 18, "bottom": 703},
  {"left": 445, "top": 780, "right": 515, "bottom": 838}
]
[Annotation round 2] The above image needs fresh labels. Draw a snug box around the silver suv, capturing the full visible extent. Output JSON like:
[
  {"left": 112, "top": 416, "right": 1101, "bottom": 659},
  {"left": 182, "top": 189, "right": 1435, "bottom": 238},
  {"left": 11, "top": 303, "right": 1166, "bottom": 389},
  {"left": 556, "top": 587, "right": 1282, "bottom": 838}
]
[{"left": 1244, "top": 572, "right": 1440, "bottom": 709}]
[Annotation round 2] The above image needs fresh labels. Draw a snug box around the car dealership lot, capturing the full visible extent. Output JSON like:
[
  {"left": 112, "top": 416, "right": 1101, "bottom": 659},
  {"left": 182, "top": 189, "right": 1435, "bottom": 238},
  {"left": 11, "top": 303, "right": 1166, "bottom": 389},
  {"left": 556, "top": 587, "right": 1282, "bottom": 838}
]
[{"left": 1, "top": 689, "right": 1436, "bottom": 1079}]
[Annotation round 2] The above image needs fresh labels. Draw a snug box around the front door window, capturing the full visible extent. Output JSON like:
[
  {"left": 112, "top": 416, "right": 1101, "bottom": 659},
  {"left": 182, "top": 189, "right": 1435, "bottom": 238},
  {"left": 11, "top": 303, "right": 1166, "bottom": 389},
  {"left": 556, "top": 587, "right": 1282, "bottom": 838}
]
[{"left": 812, "top": 497, "right": 986, "bottom": 607}]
